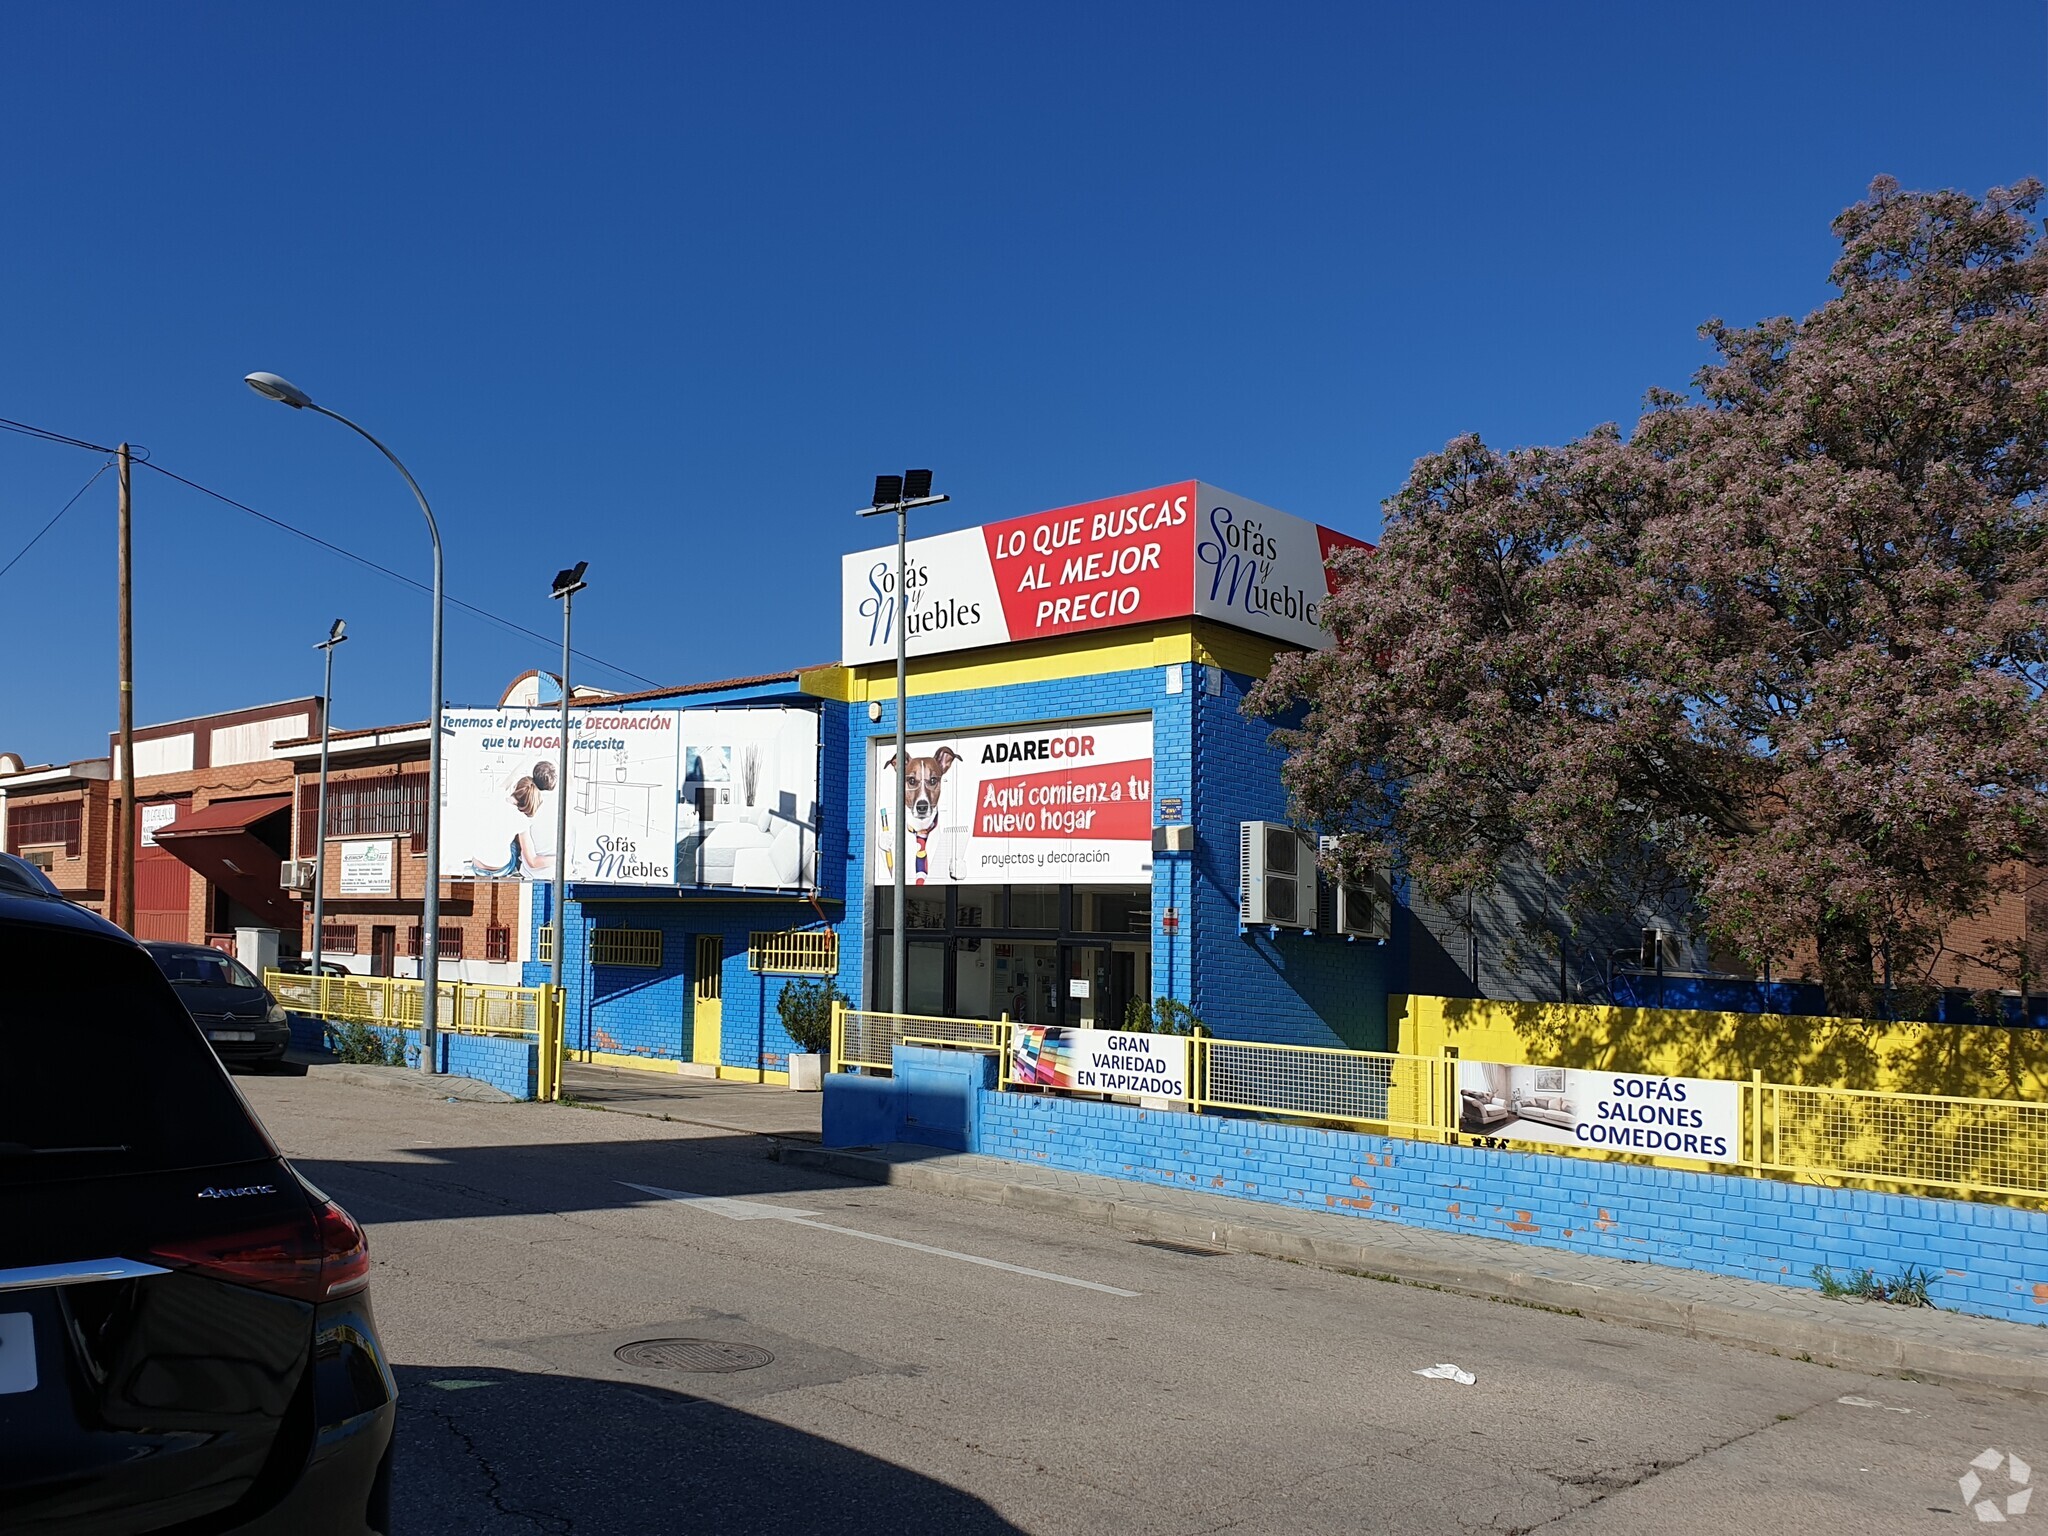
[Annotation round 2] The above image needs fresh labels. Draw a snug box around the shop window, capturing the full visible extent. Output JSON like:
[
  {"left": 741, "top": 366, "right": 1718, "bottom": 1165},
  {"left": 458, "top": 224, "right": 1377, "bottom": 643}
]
[
  {"left": 591, "top": 929, "right": 662, "bottom": 968},
  {"left": 7, "top": 801, "right": 81, "bottom": 858},
  {"left": 405, "top": 925, "right": 465, "bottom": 960},
  {"left": 876, "top": 893, "right": 948, "bottom": 932},
  {"left": 954, "top": 886, "right": 1001, "bottom": 929},
  {"left": 318, "top": 922, "right": 359, "bottom": 954},
  {"left": 300, "top": 774, "right": 430, "bottom": 856},
  {"left": 1076, "top": 887, "right": 1151, "bottom": 935},
  {"left": 1008, "top": 884, "right": 1060, "bottom": 929},
  {"left": 484, "top": 925, "right": 513, "bottom": 962}
]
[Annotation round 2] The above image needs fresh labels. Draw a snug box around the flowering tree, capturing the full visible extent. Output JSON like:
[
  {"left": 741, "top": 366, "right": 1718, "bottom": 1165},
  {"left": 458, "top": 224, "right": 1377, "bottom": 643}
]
[{"left": 1251, "top": 178, "right": 2048, "bottom": 1014}]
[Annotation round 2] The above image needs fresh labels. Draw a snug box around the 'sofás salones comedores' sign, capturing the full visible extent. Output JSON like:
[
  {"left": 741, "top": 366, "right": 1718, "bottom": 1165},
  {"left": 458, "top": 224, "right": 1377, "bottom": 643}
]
[
  {"left": 841, "top": 481, "right": 1370, "bottom": 665},
  {"left": 1455, "top": 1061, "right": 1741, "bottom": 1163}
]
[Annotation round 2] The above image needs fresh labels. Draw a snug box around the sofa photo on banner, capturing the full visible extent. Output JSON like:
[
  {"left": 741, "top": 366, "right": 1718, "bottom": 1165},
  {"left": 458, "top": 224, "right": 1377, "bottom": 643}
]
[
  {"left": 679, "top": 790, "right": 818, "bottom": 889},
  {"left": 1457, "top": 1063, "right": 1576, "bottom": 1136}
]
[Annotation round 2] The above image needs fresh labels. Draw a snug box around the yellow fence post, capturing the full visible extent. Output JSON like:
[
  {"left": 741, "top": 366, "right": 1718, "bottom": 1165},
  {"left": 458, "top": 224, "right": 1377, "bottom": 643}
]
[{"left": 830, "top": 999, "right": 844, "bottom": 1076}]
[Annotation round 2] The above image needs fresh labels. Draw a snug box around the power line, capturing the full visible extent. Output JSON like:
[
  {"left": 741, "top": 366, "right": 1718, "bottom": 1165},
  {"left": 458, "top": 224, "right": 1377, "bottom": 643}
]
[
  {"left": 0, "top": 407, "right": 664, "bottom": 688},
  {"left": 136, "top": 460, "right": 665, "bottom": 688},
  {"left": 0, "top": 459, "right": 114, "bottom": 581}
]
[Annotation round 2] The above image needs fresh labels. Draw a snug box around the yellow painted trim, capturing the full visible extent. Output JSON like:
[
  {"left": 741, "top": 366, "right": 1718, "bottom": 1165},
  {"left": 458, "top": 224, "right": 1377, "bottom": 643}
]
[
  {"left": 575, "top": 1049, "right": 686, "bottom": 1075},
  {"left": 847, "top": 617, "right": 1295, "bottom": 698},
  {"left": 800, "top": 665, "right": 853, "bottom": 701},
  {"left": 713, "top": 1065, "right": 791, "bottom": 1084},
  {"left": 851, "top": 622, "right": 1197, "bottom": 698}
]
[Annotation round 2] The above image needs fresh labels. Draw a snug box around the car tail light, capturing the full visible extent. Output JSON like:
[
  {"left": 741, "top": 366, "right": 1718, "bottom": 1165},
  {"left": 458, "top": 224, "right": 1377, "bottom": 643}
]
[{"left": 148, "top": 1199, "right": 370, "bottom": 1302}]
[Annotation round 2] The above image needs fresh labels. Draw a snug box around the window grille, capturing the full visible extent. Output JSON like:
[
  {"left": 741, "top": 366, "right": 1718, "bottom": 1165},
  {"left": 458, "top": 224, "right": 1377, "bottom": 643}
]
[
  {"left": 319, "top": 922, "right": 359, "bottom": 954},
  {"left": 485, "top": 925, "right": 513, "bottom": 962},
  {"left": 406, "top": 924, "right": 465, "bottom": 960},
  {"left": 299, "top": 773, "right": 430, "bottom": 856},
  {"left": 748, "top": 929, "right": 839, "bottom": 975},
  {"left": 591, "top": 929, "right": 662, "bottom": 968},
  {"left": 7, "top": 800, "right": 82, "bottom": 858}
]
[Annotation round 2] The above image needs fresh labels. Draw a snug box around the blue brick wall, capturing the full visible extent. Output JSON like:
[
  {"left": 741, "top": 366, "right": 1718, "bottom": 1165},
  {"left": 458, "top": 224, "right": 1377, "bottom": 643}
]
[
  {"left": 517, "top": 679, "right": 850, "bottom": 1074},
  {"left": 1190, "top": 665, "right": 1388, "bottom": 1048},
  {"left": 974, "top": 1089, "right": 2048, "bottom": 1327},
  {"left": 332, "top": 1023, "right": 539, "bottom": 1100}
]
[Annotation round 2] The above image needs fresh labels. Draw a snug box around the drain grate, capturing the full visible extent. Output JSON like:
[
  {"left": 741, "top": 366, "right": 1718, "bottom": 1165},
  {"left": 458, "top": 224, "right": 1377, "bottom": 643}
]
[
  {"left": 1131, "top": 1238, "right": 1226, "bottom": 1257},
  {"left": 614, "top": 1338, "right": 774, "bottom": 1374}
]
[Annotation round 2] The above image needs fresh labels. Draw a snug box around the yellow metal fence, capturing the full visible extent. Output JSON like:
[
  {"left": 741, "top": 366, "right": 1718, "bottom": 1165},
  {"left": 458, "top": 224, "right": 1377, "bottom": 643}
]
[
  {"left": 266, "top": 971, "right": 566, "bottom": 1101},
  {"left": 828, "top": 1003, "right": 2047, "bottom": 1205}
]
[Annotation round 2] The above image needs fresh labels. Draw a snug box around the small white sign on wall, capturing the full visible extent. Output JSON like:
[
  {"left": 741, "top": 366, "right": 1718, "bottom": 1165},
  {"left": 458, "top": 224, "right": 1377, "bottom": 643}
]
[{"left": 338, "top": 839, "right": 395, "bottom": 896}]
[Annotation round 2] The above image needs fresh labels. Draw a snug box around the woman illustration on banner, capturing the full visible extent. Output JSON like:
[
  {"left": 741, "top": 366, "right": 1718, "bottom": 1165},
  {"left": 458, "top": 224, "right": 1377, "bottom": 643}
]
[{"left": 467, "top": 761, "right": 557, "bottom": 877}]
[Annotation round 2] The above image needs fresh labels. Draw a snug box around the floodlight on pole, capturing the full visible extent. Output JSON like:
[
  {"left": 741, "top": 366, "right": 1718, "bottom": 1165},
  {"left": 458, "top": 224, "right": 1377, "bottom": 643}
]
[
  {"left": 309, "top": 618, "right": 349, "bottom": 983},
  {"left": 855, "top": 470, "right": 949, "bottom": 1017},
  {"left": 548, "top": 559, "right": 588, "bottom": 1073},
  {"left": 246, "top": 371, "right": 448, "bottom": 1073}
]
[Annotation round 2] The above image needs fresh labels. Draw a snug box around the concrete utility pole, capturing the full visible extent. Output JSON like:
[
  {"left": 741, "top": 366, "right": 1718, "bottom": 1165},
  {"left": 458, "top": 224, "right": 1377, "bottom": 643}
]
[
  {"left": 311, "top": 620, "right": 348, "bottom": 970},
  {"left": 549, "top": 562, "right": 587, "bottom": 1005},
  {"left": 116, "top": 443, "right": 135, "bottom": 934}
]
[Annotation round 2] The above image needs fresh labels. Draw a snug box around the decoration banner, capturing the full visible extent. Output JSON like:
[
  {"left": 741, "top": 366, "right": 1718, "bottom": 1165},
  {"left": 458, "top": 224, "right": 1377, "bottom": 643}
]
[
  {"left": 872, "top": 716, "right": 1153, "bottom": 887},
  {"left": 1011, "top": 1025, "right": 1189, "bottom": 1100},
  {"left": 1455, "top": 1061, "right": 1741, "bottom": 1163}
]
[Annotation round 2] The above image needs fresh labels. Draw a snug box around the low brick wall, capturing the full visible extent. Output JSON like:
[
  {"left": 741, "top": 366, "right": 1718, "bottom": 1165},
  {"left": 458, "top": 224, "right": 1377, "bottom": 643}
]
[
  {"left": 319, "top": 1022, "right": 539, "bottom": 1101},
  {"left": 972, "top": 1092, "right": 2048, "bottom": 1327}
]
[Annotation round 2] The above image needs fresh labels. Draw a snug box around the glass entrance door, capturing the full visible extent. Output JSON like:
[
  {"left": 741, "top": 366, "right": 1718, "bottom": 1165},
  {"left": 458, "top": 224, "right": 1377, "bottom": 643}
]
[{"left": 1063, "top": 944, "right": 1149, "bottom": 1029}]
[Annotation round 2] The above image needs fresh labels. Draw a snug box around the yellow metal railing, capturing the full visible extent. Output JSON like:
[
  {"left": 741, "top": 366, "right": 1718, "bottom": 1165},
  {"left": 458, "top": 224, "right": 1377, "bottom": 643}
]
[
  {"left": 1750, "top": 1077, "right": 2048, "bottom": 1203},
  {"left": 266, "top": 971, "right": 566, "bottom": 1102},
  {"left": 831, "top": 1003, "right": 1007, "bottom": 1074},
  {"left": 824, "top": 999, "right": 2048, "bottom": 1205}
]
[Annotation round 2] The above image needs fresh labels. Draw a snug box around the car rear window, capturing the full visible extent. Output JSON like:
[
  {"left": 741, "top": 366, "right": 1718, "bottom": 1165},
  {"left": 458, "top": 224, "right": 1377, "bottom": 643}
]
[
  {"left": 151, "top": 947, "right": 263, "bottom": 989},
  {"left": 1, "top": 922, "right": 273, "bottom": 1186}
]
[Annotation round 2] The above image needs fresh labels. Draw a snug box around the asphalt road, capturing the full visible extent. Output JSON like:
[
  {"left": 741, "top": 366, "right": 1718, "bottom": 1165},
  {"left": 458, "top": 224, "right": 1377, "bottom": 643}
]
[{"left": 239, "top": 1073, "right": 2048, "bottom": 1535}]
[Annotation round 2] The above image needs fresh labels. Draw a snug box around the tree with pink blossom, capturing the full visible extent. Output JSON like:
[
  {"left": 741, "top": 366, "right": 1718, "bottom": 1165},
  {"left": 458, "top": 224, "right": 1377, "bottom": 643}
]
[{"left": 1252, "top": 177, "right": 2048, "bottom": 1015}]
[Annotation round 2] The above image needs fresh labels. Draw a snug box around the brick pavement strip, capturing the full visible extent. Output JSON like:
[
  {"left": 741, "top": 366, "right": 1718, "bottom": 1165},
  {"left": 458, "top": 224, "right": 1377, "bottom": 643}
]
[{"left": 773, "top": 1141, "right": 2048, "bottom": 1396}]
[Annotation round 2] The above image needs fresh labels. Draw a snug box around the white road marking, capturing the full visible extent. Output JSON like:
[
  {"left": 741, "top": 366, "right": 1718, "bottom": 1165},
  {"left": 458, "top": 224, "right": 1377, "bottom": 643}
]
[
  {"left": 1836, "top": 1395, "right": 1912, "bottom": 1414},
  {"left": 622, "top": 1182, "right": 1141, "bottom": 1297}
]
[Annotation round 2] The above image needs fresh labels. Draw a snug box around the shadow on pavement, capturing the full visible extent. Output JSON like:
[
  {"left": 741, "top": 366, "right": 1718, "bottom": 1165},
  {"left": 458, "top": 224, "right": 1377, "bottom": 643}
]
[
  {"left": 288, "top": 1134, "right": 953, "bottom": 1228},
  {"left": 394, "top": 1362, "right": 1020, "bottom": 1534}
]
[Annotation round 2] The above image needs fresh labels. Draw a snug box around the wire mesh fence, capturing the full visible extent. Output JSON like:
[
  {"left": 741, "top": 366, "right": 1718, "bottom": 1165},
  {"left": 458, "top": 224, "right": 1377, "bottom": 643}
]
[
  {"left": 266, "top": 971, "right": 544, "bottom": 1039},
  {"left": 1757, "top": 1081, "right": 2048, "bottom": 1202}
]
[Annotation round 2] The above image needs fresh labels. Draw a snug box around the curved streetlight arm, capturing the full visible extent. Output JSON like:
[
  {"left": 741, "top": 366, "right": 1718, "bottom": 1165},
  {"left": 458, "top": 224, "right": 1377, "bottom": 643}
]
[{"left": 302, "top": 401, "right": 446, "bottom": 1074}]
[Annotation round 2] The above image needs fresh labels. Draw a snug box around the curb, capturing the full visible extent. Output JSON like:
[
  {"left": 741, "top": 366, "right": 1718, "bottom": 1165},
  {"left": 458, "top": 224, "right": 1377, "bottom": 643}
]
[{"left": 775, "top": 1144, "right": 2048, "bottom": 1396}]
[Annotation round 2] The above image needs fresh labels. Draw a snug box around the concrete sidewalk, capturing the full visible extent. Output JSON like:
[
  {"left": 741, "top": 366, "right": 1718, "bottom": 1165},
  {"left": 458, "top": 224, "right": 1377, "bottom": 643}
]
[
  {"left": 777, "top": 1140, "right": 2048, "bottom": 1395},
  {"left": 560, "top": 1061, "right": 824, "bottom": 1139}
]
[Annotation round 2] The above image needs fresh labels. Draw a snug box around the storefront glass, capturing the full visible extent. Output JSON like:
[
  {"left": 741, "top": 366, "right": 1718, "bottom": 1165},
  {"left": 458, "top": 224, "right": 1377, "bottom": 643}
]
[{"left": 869, "top": 882, "right": 1149, "bottom": 1024}]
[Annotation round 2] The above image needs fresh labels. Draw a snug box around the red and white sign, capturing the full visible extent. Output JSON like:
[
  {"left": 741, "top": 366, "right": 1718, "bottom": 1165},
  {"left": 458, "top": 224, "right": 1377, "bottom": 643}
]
[
  {"left": 842, "top": 482, "right": 1369, "bottom": 665},
  {"left": 873, "top": 716, "right": 1153, "bottom": 887}
]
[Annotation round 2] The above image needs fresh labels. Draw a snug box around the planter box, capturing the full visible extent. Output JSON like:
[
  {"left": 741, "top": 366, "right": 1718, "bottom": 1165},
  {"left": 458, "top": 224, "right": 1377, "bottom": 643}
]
[{"left": 788, "top": 1052, "right": 824, "bottom": 1092}]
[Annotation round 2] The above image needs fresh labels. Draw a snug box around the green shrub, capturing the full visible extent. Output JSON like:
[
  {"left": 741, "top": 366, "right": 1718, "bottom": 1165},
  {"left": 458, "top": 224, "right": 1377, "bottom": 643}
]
[
  {"left": 1122, "top": 996, "right": 1205, "bottom": 1036},
  {"left": 328, "top": 1020, "right": 408, "bottom": 1066},
  {"left": 777, "top": 978, "right": 848, "bottom": 1056},
  {"left": 1811, "top": 1263, "right": 1938, "bottom": 1308}
]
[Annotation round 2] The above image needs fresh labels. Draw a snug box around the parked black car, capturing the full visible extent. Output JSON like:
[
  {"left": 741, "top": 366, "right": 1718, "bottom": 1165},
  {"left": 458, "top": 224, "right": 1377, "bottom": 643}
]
[
  {"left": 143, "top": 942, "right": 293, "bottom": 1066},
  {"left": 0, "top": 857, "right": 394, "bottom": 1533}
]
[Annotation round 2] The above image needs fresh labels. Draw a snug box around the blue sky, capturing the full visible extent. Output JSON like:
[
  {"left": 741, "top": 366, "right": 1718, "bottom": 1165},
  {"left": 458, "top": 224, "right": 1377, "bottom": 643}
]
[{"left": 1, "top": 2, "right": 2041, "bottom": 765}]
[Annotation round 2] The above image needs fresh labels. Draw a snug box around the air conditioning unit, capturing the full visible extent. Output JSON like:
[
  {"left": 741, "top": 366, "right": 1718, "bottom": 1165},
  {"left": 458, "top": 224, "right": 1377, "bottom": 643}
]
[
  {"left": 1639, "top": 927, "right": 1681, "bottom": 969},
  {"left": 1316, "top": 837, "right": 1392, "bottom": 940},
  {"left": 279, "top": 859, "right": 316, "bottom": 892},
  {"left": 1240, "top": 821, "right": 1315, "bottom": 928}
]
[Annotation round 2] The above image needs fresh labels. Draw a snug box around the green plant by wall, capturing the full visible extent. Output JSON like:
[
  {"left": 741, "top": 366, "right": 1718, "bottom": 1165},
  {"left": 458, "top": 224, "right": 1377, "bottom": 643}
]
[
  {"left": 1123, "top": 995, "right": 1205, "bottom": 1036},
  {"left": 327, "top": 1019, "right": 408, "bottom": 1067},
  {"left": 778, "top": 978, "right": 848, "bottom": 1056},
  {"left": 1810, "top": 1263, "right": 1937, "bottom": 1308}
]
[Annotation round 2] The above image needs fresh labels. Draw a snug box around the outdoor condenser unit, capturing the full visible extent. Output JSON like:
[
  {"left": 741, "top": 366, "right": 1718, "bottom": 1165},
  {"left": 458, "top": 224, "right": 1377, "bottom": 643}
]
[
  {"left": 1317, "top": 837, "right": 1393, "bottom": 941},
  {"left": 279, "top": 859, "right": 316, "bottom": 892},
  {"left": 1240, "top": 821, "right": 1315, "bottom": 928}
]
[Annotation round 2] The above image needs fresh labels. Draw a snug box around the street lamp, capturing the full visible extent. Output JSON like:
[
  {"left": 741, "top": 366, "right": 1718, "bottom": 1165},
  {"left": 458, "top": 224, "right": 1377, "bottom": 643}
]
[
  {"left": 856, "top": 469, "right": 948, "bottom": 1015},
  {"left": 310, "top": 618, "right": 348, "bottom": 982},
  {"left": 247, "top": 371, "right": 448, "bottom": 1074},
  {"left": 548, "top": 562, "right": 587, "bottom": 1019}
]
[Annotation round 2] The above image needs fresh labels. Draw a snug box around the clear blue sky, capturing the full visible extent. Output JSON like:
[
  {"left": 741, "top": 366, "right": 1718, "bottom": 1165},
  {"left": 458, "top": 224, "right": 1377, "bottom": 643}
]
[{"left": 2, "top": 2, "right": 2041, "bottom": 766}]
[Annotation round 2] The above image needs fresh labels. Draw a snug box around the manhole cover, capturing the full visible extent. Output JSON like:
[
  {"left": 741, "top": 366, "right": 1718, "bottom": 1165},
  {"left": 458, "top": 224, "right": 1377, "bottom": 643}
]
[{"left": 614, "top": 1338, "right": 774, "bottom": 1374}]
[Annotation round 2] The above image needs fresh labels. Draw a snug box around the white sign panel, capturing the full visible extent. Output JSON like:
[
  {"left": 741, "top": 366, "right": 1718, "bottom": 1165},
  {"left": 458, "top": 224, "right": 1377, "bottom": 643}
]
[
  {"left": 872, "top": 716, "right": 1153, "bottom": 887},
  {"left": 443, "top": 706, "right": 682, "bottom": 886},
  {"left": 1456, "top": 1062, "right": 1741, "bottom": 1163},
  {"left": 337, "top": 838, "right": 394, "bottom": 896},
  {"left": 677, "top": 707, "right": 821, "bottom": 889},
  {"left": 842, "top": 481, "right": 1369, "bottom": 665},
  {"left": 139, "top": 803, "right": 179, "bottom": 848},
  {"left": 1010, "top": 1025, "right": 1189, "bottom": 1100}
]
